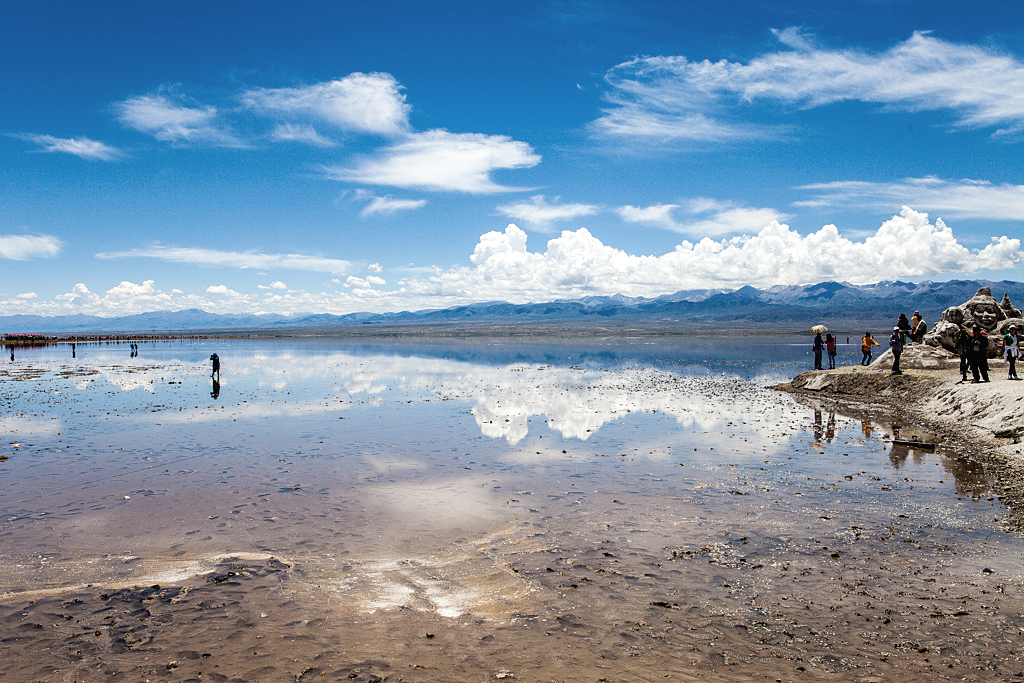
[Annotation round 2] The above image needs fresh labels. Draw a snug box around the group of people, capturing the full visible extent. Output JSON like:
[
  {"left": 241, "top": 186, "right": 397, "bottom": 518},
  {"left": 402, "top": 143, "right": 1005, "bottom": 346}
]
[
  {"left": 951, "top": 323, "right": 1020, "bottom": 383},
  {"left": 824, "top": 308, "right": 1022, "bottom": 382}
]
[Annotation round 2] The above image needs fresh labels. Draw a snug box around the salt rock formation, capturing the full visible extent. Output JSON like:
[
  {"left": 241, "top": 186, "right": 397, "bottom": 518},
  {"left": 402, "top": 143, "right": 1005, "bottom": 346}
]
[
  {"left": 871, "top": 343, "right": 960, "bottom": 371},
  {"left": 924, "top": 287, "right": 1024, "bottom": 357}
]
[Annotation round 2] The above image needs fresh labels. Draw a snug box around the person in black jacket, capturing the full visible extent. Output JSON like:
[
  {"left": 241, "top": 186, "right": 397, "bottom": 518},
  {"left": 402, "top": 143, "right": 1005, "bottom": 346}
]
[
  {"left": 969, "top": 326, "right": 989, "bottom": 383},
  {"left": 889, "top": 327, "right": 904, "bottom": 375},
  {"left": 812, "top": 332, "right": 824, "bottom": 370}
]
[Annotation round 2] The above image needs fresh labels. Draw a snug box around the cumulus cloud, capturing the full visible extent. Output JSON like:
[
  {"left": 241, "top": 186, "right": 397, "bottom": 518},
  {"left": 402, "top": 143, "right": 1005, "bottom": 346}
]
[
  {"left": 619, "top": 199, "right": 787, "bottom": 236},
  {"left": 242, "top": 73, "right": 410, "bottom": 135},
  {"left": 206, "top": 284, "right": 243, "bottom": 296},
  {"left": 356, "top": 190, "right": 427, "bottom": 216},
  {"left": 16, "top": 292, "right": 37, "bottom": 299},
  {"left": 96, "top": 246, "right": 350, "bottom": 274},
  {"left": 269, "top": 123, "right": 335, "bottom": 146},
  {"left": 595, "top": 30, "right": 1024, "bottom": 142},
  {"left": 796, "top": 177, "right": 1024, "bottom": 220},
  {"left": 329, "top": 130, "right": 541, "bottom": 193},
  {"left": 7, "top": 208, "right": 1021, "bottom": 318},
  {"left": 116, "top": 93, "right": 240, "bottom": 145},
  {"left": 367, "top": 262, "right": 383, "bottom": 273},
  {"left": 13, "top": 133, "right": 122, "bottom": 160},
  {"left": 257, "top": 281, "right": 288, "bottom": 290},
  {"left": 0, "top": 234, "right": 61, "bottom": 260},
  {"left": 409, "top": 208, "right": 1021, "bottom": 301},
  {"left": 496, "top": 195, "right": 598, "bottom": 231}
]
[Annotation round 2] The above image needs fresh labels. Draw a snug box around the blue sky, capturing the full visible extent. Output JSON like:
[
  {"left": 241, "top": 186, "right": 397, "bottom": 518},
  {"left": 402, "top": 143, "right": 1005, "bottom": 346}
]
[{"left": 3, "top": 0, "right": 1024, "bottom": 317}]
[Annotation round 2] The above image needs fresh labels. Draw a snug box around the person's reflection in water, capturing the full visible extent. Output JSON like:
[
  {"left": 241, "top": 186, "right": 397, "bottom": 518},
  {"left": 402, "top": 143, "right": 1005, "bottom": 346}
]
[
  {"left": 812, "top": 409, "right": 823, "bottom": 442},
  {"left": 888, "top": 442, "right": 910, "bottom": 469},
  {"left": 211, "top": 377, "right": 220, "bottom": 399},
  {"left": 824, "top": 411, "right": 836, "bottom": 442},
  {"left": 861, "top": 421, "right": 875, "bottom": 438},
  {"left": 71, "top": 343, "right": 76, "bottom": 359}
]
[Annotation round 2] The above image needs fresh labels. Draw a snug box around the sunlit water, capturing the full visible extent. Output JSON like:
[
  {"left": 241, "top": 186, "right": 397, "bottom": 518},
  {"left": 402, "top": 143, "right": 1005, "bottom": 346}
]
[{"left": 0, "top": 336, "right": 1019, "bottom": 640}]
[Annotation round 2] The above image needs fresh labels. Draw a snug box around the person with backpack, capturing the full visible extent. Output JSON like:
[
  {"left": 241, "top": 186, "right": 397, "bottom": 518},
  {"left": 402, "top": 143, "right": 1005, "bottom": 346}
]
[{"left": 861, "top": 332, "right": 880, "bottom": 365}]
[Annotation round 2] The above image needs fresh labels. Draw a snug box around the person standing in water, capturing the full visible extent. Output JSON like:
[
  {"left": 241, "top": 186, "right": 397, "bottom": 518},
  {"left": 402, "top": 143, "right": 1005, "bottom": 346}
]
[
  {"left": 210, "top": 353, "right": 220, "bottom": 380},
  {"left": 861, "top": 332, "right": 880, "bottom": 365}
]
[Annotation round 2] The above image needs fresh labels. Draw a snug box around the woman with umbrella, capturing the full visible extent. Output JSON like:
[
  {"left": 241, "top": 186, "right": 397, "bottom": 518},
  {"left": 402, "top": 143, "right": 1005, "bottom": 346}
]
[{"left": 811, "top": 325, "right": 827, "bottom": 370}]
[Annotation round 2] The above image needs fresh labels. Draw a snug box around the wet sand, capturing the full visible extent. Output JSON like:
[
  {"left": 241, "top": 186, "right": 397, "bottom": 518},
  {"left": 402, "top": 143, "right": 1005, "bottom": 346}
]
[{"left": 2, "top": 343, "right": 1023, "bottom": 682}]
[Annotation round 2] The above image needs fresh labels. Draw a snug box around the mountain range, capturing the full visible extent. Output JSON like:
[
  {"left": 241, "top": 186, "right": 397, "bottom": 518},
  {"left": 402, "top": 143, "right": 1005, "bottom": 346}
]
[{"left": 3, "top": 280, "right": 1023, "bottom": 334}]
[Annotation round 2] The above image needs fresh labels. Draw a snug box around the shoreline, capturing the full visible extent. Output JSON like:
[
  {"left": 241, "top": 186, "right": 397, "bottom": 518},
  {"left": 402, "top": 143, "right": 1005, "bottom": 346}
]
[{"left": 774, "top": 362, "right": 1024, "bottom": 532}]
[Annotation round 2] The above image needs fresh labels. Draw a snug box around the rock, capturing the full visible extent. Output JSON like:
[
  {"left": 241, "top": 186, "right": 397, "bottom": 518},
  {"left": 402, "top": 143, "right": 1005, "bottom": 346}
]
[{"left": 871, "top": 344, "right": 960, "bottom": 370}]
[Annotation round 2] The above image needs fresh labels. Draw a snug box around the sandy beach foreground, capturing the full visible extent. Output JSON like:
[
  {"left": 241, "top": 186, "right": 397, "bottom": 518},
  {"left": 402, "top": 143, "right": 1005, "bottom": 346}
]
[{"left": 1, "top": 345, "right": 1022, "bottom": 683}]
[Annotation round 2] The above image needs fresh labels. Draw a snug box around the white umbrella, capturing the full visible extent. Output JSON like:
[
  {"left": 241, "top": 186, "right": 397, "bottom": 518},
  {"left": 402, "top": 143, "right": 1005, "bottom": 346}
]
[{"left": 810, "top": 325, "right": 828, "bottom": 334}]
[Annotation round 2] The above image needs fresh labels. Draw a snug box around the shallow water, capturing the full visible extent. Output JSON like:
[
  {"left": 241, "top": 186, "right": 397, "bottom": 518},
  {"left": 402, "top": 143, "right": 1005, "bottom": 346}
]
[{"left": 1, "top": 336, "right": 1022, "bottom": 681}]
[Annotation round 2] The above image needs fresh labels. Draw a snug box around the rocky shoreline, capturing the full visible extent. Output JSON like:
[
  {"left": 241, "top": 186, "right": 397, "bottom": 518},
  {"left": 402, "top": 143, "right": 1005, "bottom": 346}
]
[{"left": 774, "top": 344, "right": 1024, "bottom": 531}]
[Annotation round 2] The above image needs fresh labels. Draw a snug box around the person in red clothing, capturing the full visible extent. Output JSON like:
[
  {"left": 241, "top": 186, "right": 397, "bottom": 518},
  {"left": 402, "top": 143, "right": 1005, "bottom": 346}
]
[{"left": 825, "top": 333, "right": 837, "bottom": 369}]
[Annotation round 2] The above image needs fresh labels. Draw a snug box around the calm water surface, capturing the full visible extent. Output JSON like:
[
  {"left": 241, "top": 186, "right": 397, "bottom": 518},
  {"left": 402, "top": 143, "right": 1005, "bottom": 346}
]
[{"left": 0, "top": 336, "right": 1016, "bottom": 610}]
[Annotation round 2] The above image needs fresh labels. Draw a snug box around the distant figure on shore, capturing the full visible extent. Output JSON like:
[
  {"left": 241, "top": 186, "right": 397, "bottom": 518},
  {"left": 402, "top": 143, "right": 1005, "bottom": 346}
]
[
  {"left": 910, "top": 311, "right": 927, "bottom": 343},
  {"left": 826, "top": 333, "right": 837, "bottom": 369},
  {"left": 210, "top": 353, "right": 220, "bottom": 380},
  {"left": 812, "top": 332, "right": 824, "bottom": 370},
  {"left": 954, "top": 326, "right": 971, "bottom": 383},
  {"left": 897, "top": 313, "right": 912, "bottom": 344},
  {"left": 970, "top": 325, "right": 990, "bottom": 383},
  {"left": 1004, "top": 325, "right": 1020, "bottom": 380},
  {"left": 861, "top": 332, "right": 880, "bottom": 365},
  {"left": 889, "top": 326, "right": 904, "bottom": 375}
]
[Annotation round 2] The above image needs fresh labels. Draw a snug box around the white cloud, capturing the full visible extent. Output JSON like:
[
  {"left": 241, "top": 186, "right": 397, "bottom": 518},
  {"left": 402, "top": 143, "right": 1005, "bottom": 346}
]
[
  {"left": 15, "top": 292, "right": 37, "bottom": 299},
  {"left": 242, "top": 73, "right": 410, "bottom": 135},
  {"left": 206, "top": 284, "right": 243, "bottom": 296},
  {"left": 344, "top": 275, "right": 386, "bottom": 290},
  {"left": 410, "top": 208, "right": 1021, "bottom": 301},
  {"left": 7, "top": 208, "right": 1020, "bottom": 317},
  {"left": 618, "top": 199, "right": 787, "bottom": 236},
  {"left": 257, "top": 281, "right": 288, "bottom": 290},
  {"left": 357, "top": 191, "right": 427, "bottom": 217},
  {"left": 796, "top": 177, "right": 1024, "bottom": 220},
  {"left": 367, "top": 262, "right": 383, "bottom": 273},
  {"left": 329, "top": 129, "right": 540, "bottom": 193},
  {"left": 96, "top": 246, "right": 350, "bottom": 274},
  {"left": 14, "top": 133, "right": 122, "bottom": 160},
  {"left": 269, "top": 123, "right": 335, "bottom": 146},
  {"left": 0, "top": 234, "right": 61, "bottom": 260},
  {"left": 595, "top": 30, "right": 1024, "bottom": 142},
  {"left": 116, "top": 93, "right": 240, "bottom": 145},
  {"left": 496, "top": 195, "right": 598, "bottom": 231}
]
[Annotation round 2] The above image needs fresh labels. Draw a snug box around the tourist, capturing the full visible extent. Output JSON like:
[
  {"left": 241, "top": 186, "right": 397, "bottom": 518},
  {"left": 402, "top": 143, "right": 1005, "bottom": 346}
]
[
  {"left": 954, "top": 326, "right": 972, "bottom": 383},
  {"left": 970, "top": 325, "right": 990, "bottom": 383},
  {"left": 861, "top": 332, "right": 880, "bottom": 365},
  {"left": 812, "top": 332, "right": 824, "bottom": 370},
  {"left": 826, "top": 333, "right": 837, "bottom": 369},
  {"left": 910, "top": 311, "right": 927, "bottom": 343},
  {"left": 1004, "top": 325, "right": 1020, "bottom": 380},
  {"left": 889, "top": 326, "right": 904, "bottom": 375},
  {"left": 897, "top": 313, "right": 912, "bottom": 344},
  {"left": 211, "top": 353, "right": 220, "bottom": 380}
]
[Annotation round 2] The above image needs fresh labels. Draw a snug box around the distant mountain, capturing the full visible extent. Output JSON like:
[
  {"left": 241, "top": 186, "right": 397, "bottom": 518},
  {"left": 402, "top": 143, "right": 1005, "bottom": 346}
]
[{"left": 3, "top": 280, "right": 1023, "bottom": 334}]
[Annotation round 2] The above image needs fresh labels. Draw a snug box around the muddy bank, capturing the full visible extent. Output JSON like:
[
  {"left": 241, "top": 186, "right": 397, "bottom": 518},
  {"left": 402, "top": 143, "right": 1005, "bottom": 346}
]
[{"left": 775, "top": 360, "right": 1024, "bottom": 531}]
